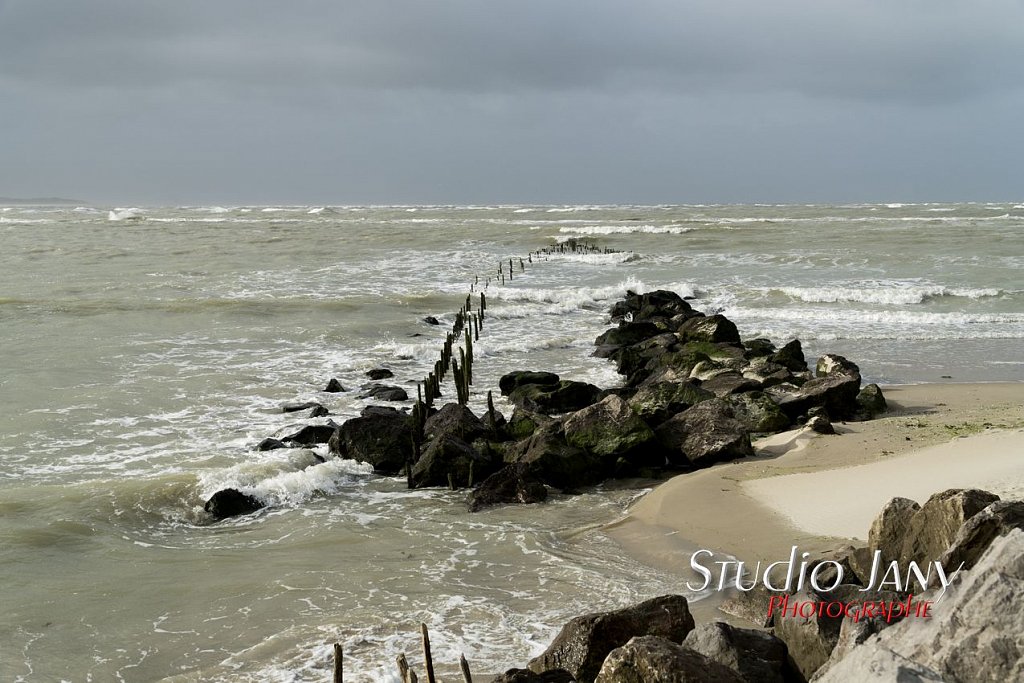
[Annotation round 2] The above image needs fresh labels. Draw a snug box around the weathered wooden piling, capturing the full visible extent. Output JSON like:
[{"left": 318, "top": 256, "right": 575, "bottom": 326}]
[
  {"left": 333, "top": 643, "right": 343, "bottom": 683},
  {"left": 459, "top": 654, "right": 473, "bottom": 683},
  {"left": 420, "top": 623, "right": 437, "bottom": 683}
]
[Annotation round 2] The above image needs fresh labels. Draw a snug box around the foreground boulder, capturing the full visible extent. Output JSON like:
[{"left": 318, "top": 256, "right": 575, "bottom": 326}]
[
  {"left": 940, "top": 499, "right": 1024, "bottom": 571},
  {"left": 595, "top": 636, "right": 744, "bottom": 683},
  {"left": 773, "top": 588, "right": 844, "bottom": 679},
  {"left": 817, "top": 530, "right": 1024, "bottom": 682},
  {"left": 867, "top": 496, "right": 921, "bottom": 565},
  {"left": 682, "top": 622, "right": 800, "bottom": 682},
  {"left": 899, "top": 488, "right": 999, "bottom": 565},
  {"left": 468, "top": 464, "right": 548, "bottom": 512},
  {"left": 655, "top": 399, "right": 754, "bottom": 468},
  {"left": 204, "top": 488, "right": 264, "bottom": 520},
  {"left": 528, "top": 595, "right": 695, "bottom": 682}
]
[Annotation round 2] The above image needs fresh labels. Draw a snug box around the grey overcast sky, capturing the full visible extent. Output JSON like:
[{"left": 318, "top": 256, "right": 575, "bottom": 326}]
[{"left": 1, "top": 1, "right": 1022, "bottom": 205}]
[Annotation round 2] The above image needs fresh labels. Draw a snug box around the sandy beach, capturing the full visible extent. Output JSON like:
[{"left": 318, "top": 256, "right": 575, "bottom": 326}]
[{"left": 606, "top": 382, "right": 1024, "bottom": 615}]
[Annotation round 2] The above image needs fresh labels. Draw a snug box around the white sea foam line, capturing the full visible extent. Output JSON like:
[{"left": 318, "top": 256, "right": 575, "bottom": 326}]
[{"left": 767, "top": 284, "right": 1005, "bottom": 305}]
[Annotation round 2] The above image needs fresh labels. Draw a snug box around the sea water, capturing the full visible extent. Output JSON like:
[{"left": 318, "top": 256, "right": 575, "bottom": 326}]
[{"left": 1, "top": 203, "right": 1022, "bottom": 681}]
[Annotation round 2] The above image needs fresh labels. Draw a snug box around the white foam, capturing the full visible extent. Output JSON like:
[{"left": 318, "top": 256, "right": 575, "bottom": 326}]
[
  {"left": 558, "top": 225, "right": 695, "bottom": 236},
  {"left": 197, "top": 453, "right": 374, "bottom": 510},
  {"left": 772, "top": 284, "right": 1005, "bottom": 305},
  {"left": 107, "top": 208, "right": 144, "bottom": 221}
]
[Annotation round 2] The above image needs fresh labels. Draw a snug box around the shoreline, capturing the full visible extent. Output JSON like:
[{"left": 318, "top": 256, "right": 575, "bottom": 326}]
[{"left": 603, "top": 381, "right": 1024, "bottom": 621}]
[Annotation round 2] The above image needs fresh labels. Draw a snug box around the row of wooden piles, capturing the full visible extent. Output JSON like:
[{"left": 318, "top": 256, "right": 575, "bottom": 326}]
[
  {"left": 405, "top": 238, "right": 625, "bottom": 490},
  {"left": 331, "top": 623, "right": 475, "bottom": 682}
]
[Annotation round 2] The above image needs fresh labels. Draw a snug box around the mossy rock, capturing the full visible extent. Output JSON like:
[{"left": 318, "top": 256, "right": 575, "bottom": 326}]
[{"left": 629, "top": 381, "right": 715, "bottom": 425}]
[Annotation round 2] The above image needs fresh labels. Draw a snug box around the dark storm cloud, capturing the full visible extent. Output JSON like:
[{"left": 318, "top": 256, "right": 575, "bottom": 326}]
[
  {"left": 1, "top": 0, "right": 1022, "bottom": 203},
  {"left": 3, "top": 1, "right": 1022, "bottom": 101}
]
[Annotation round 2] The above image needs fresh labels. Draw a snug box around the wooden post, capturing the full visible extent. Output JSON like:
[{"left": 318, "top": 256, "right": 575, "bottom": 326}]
[
  {"left": 331, "top": 643, "right": 343, "bottom": 683},
  {"left": 487, "top": 390, "right": 496, "bottom": 433},
  {"left": 459, "top": 654, "right": 473, "bottom": 683},
  {"left": 421, "top": 623, "right": 437, "bottom": 683}
]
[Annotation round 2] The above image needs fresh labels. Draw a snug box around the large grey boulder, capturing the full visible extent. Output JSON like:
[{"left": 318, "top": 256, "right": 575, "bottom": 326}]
[
  {"left": 682, "top": 621, "right": 801, "bottom": 682},
  {"left": 900, "top": 488, "right": 999, "bottom": 565},
  {"left": 773, "top": 588, "right": 844, "bottom": 680},
  {"left": 528, "top": 595, "right": 695, "bottom": 682},
  {"left": 940, "top": 499, "right": 1024, "bottom": 572},
  {"left": 594, "top": 636, "right": 744, "bottom": 683},
  {"left": 816, "top": 530, "right": 1024, "bottom": 682},
  {"left": 868, "top": 496, "right": 921, "bottom": 564}
]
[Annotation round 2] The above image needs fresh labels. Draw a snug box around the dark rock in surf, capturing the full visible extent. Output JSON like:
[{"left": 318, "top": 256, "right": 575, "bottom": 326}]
[
  {"left": 628, "top": 381, "right": 715, "bottom": 426},
  {"left": 499, "top": 371, "right": 561, "bottom": 396},
  {"left": 282, "top": 422, "right": 339, "bottom": 446},
  {"left": 256, "top": 437, "right": 288, "bottom": 451},
  {"left": 329, "top": 411, "right": 414, "bottom": 474},
  {"left": 360, "top": 384, "right": 408, "bottom": 401},
  {"left": 308, "top": 404, "right": 330, "bottom": 418},
  {"left": 282, "top": 401, "right": 323, "bottom": 413},
  {"left": 509, "top": 421, "right": 605, "bottom": 490},
  {"left": 323, "top": 378, "right": 345, "bottom": 393},
  {"left": 410, "top": 435, "right": 500, "bottom": 489},
  {"left": 204, "top": 488, "right": 264, "bottom": 520},
  {"left": 423, "top": 316, "right": 440, "bottom": 325},
  {"left": 424, "top": 403, "right": 487, "bottom": 442},
  {"left": 365, "top": 368, "right": 394, "bottom": 380},
  {"left": 609, "top": 289, "right": 694, "bottom": 323},
  {"left": 467, "top": 463, "right": 548, "bottom": 512}
]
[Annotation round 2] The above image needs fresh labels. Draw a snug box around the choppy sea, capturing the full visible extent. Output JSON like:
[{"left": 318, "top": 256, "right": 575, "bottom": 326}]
[{"left": 1, "top": 203, "right": 1022, "bottom": 681}]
